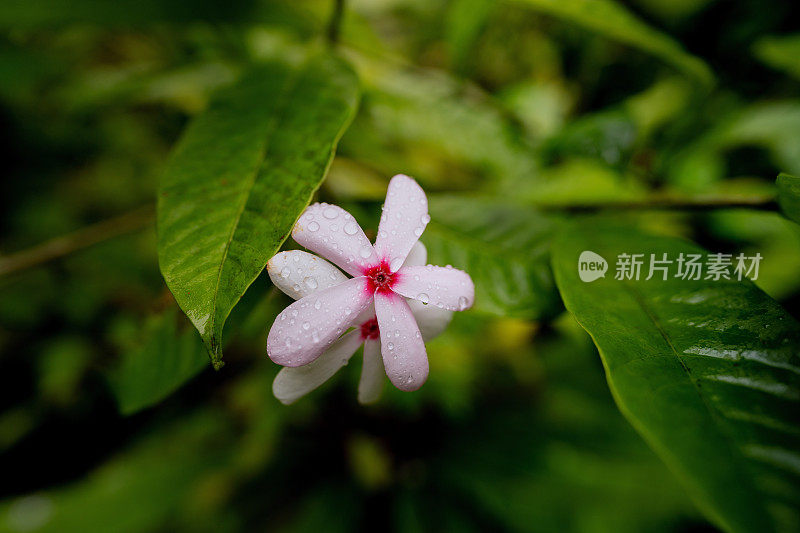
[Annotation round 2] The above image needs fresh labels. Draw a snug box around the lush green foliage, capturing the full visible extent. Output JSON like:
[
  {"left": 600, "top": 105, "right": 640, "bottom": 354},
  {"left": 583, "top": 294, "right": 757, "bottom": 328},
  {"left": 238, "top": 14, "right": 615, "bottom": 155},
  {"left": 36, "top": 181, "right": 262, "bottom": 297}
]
[
  {"left": 552, "top": 222, "right": 800, "bottom": 533},
  {"left": 1, "top": 0, "right": 799, "bottom": 531}
]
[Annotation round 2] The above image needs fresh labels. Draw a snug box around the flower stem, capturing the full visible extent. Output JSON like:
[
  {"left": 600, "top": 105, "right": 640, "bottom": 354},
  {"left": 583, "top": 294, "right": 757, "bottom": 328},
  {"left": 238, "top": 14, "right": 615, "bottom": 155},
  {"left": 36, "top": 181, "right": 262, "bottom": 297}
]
[
  {"left": 0, "top": 204, "right": 154, "bottom": 279},
  {"left": 326, "top": 0, "right": 345, "bottom": 46},
  {"left": 538, "top": 195, "right": 779, "bottom": 213}
]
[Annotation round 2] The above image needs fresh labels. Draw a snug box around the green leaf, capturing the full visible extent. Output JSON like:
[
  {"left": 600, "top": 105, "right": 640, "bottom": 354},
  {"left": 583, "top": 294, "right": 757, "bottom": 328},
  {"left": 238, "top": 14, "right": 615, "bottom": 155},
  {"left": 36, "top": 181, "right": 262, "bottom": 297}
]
[
  {"left": 157, "top": 54, "right": 359, "bottom": 368},
  {"left": 551, "top": 222, "right": 800, "bottom": 533},
  {"left": 423, "top": 196, "right": 562, "bottom": 320},
  {"left": 341, "top": 54, "right": 540, "bottom": 189},
  {"left": 108, "top": 308, "right": 208, "bottom": 415},
  {"left": 777, "top": 173, "right": 800, "bottom": 226},
  {"left": 445, "top": 0, "right": 495, "bottom": 75},
  {"left": 753, "top": 34, "right": 800, "bottom": 81},
  {"left": 509, "top": 0, "right": 714, "bottom": 86}
]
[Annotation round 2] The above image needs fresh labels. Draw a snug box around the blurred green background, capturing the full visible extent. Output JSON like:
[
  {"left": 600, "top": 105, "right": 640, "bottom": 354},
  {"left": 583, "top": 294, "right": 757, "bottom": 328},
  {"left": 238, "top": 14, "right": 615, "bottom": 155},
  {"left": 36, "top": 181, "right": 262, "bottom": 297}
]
[{"left": 1, "top": 0, "right": 799, "bottom": 531}]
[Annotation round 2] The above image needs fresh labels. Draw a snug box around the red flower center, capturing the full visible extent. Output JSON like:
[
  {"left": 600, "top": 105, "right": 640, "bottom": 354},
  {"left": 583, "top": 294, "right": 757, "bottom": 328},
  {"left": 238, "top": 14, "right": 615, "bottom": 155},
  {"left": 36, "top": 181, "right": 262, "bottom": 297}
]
[
  {"left": 364, "top": 261, "right": 396, "bottom": 294},
  {"left": 360, "top": 317, "right": 380, "bottom": 340}
]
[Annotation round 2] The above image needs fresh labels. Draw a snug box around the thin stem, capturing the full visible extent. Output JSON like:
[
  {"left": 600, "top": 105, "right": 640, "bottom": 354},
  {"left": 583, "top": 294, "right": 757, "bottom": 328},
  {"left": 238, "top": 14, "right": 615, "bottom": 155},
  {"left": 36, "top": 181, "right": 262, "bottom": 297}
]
[
  {"left": 538, "top": 195, "right": 779, "bottom": 213},
  {"left": 0, "top": 204, "right": 154, "bottom": 278},
  {"left": 327, "top": 0, "right": 345, "bottom": 46},
  {"left": 0, "top": 194, "right": 780, "bottom": 280}
]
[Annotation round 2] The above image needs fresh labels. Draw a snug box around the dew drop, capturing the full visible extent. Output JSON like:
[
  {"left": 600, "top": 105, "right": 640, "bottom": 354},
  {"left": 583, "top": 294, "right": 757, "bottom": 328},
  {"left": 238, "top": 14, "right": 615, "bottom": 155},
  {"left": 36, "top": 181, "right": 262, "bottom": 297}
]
[
  {"left": 280, "top": 267, "right": 290, "bottom": 278},
  {"left": 312, "top": 331, "right": 320, "bottom": 343},
  {"left": 390, "top": 256, "right": 404, "bottom": 271},
  {"left": 387, "top": 342, "right": 394, "bottom": 350},
  {"left": 344, "top": 222, "right": 358, "bottom": 235},
  {"left": 413, "top": 226, "right": 423, "bottom": 237},
  {"left": 302, "top": 322, "right": 310, "bottom": 330},
  {"left": 304, "top": 277, "right": 318, "bottom": 290},
  {"left": 307, "top": 221, "right": 320, "bottom": 232},
  {"left": 360, "top": 246, "right": 373, "bottom": 259},
  {"left": 323, "top": 206, "right": 338, "bottom": 219},
  {"left": 458, "top": 296, "right": 469, "bottom": 310},
  {"left": 421, "top": 214, "right": 431, "bottom": 224},
  {"left": 418, "top": 293, "right": 430, "bottom": 305},
  {"left": 314, "top": 299, "right": 322, "bottom": 310}
]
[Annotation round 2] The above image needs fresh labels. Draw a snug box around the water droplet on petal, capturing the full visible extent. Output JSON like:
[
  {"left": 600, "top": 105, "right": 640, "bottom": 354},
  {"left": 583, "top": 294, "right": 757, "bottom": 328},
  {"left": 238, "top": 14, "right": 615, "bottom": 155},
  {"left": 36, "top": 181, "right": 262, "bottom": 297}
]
[
  {"left": 360, "top": 246, "right": 373, "bottom": 259},
  {"left": 280, "top": 267, "right": 290, "bottom": 278},
  {"left": 418, "top": 293, "right": 429, "bottom": 305},
  {"left": 458, "top": 296, "right": 469, "bottom": 310},
  {"left": 344, "top": 222, "right": 358, "bottom": 235},
  {"left": 413, "top": 226, "right": 423, "bottom": 237},
  {"left": 390, "top": 257, "right": 404, "bottom": 271},
  {"left": 314, "top": 299, "right": 322, "bottom": 310},
  {"left": 323, "top": 206, "right": 338, "bottom": 219},
  {"left": 302, "top": 322, "right": 310, "bottom": 330},
  {"left": 387, "top": 342, "right": 394, "bottom": 350},
  {"left": 307, "top": 221, "right": 320, "bottom": 232},
  {"left": 421, "top": 214, "right": 431, "bottom": 224},
  {"left": 304, "top": 277, "right": 318, "bottom": 290}
]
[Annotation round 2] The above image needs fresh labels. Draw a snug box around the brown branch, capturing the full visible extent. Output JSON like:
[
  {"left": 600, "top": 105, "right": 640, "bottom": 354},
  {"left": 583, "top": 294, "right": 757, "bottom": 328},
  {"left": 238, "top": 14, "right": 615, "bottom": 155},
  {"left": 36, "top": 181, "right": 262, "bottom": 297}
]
[{"left": 0, "top": 204, "right": 155, "bottom": 278}]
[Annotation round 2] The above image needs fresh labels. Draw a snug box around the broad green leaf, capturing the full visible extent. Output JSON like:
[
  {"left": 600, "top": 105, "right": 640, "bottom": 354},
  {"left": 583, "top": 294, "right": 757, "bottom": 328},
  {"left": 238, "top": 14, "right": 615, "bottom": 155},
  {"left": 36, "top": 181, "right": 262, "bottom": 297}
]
[
  {"left": 158, "top": 54, "right": 359, "bottom": 368},
  {"left": 777, "top": 173, "right": 800, "bottom": 226},
  {"left": 423, "top": 196, "right": 562, "bottom": 320},
  {"left": 509, "top": 0, "right": 713, "bottom": 86},
  {"left": 552, "top": 222, "right": 800, "bottom": 533},
  {"left": 108, "top": 308, "right": 208, "bottom": 415},
  {"left": 753, "top": 34, "right": 800, "bottom": 81}
]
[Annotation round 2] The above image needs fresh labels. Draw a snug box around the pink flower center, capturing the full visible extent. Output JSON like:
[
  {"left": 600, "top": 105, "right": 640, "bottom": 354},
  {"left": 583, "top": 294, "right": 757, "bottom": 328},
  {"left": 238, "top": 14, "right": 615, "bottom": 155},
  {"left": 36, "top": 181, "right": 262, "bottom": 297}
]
[
  {"left": 364, "top": 261, "right": 396, "bottom": 294},
  {"left": 360, "top": 317, "right": 380, "bottom": 340}
]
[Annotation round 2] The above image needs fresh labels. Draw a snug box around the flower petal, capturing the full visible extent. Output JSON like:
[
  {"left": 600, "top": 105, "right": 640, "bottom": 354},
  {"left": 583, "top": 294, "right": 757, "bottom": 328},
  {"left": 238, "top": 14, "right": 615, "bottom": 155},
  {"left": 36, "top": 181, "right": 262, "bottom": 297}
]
[
  {"left": 272, "top": 330, "right": 362, "bottom": 405},
  {"left": 374, "top": 175, "right": 429, "bottom": 272},
  {"left": 292, "top": 203, "right": 377, "bottom": 276},
  {"left": 353, "top": 301, "right": 375, "bottom": 327},
  {"left": 402, "top": 241, "right": 427, "bottom": 268},
  {"left": 267, "top": 250, "right": 348, "bottom": 300},
  {"left": 408, "top": 299, "right": 453, "bottom": 341},
  {"left": 267, "top": 277, "right": 373, "bottom": 367},
  {"left": 392, "top": 265, "right": 474, "bottom": 311},
  {"left": 358, "top": 339, "right": 385, "bottom": 404},
  {"left": 374, "top": 291, "right": 428, "bottom": 391}
]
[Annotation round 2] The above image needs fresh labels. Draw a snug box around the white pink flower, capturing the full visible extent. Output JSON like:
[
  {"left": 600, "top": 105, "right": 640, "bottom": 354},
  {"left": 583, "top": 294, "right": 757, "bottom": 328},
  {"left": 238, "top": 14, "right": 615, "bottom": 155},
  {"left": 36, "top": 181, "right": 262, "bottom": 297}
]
[{"left": 266, "top": 174, "right": 474, "bottom": 403}]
